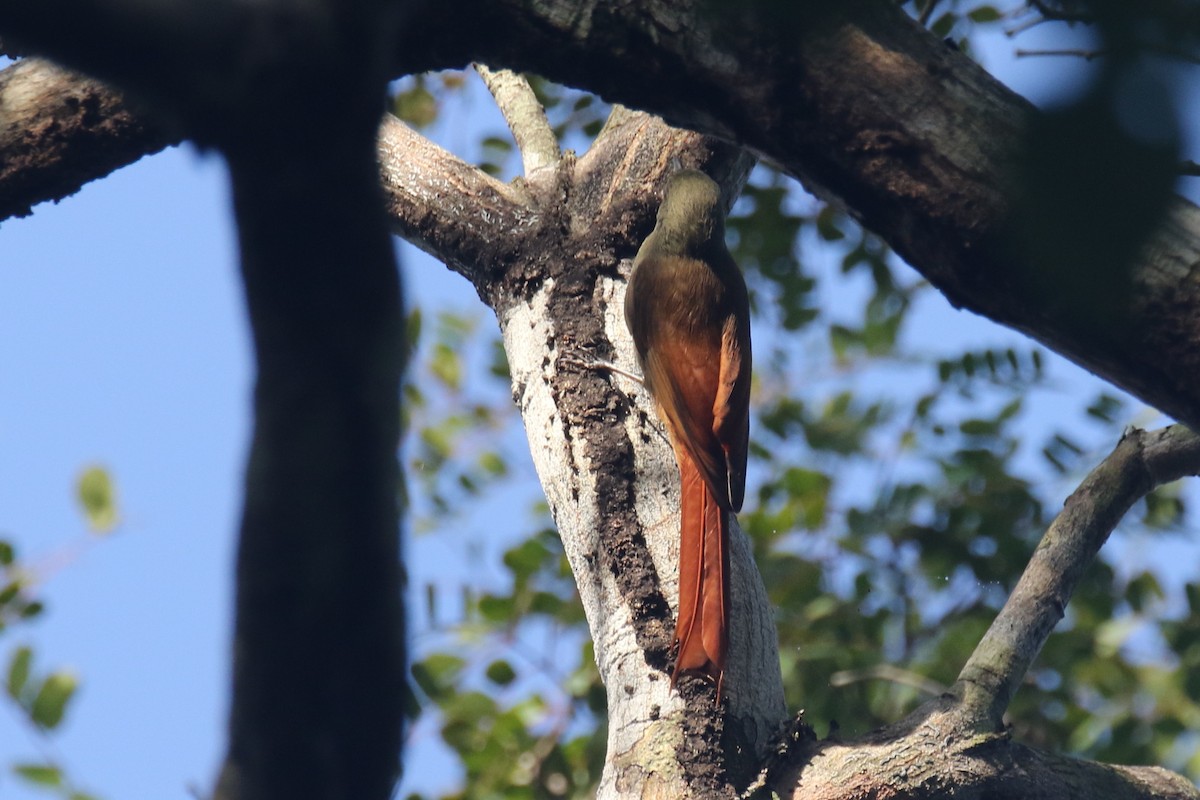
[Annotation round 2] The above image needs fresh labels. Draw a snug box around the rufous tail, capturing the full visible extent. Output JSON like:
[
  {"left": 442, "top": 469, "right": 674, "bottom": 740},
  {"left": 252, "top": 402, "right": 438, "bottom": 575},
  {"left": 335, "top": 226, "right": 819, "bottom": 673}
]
[{"left": 672, "top": 448, "right": 729, "bottom": 694}]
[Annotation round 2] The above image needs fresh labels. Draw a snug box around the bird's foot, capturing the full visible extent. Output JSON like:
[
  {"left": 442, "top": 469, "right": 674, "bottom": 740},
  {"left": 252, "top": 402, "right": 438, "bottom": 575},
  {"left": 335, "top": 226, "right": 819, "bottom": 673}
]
[{"left": 558, "top": 349, "right": 644, "bottom": 385}]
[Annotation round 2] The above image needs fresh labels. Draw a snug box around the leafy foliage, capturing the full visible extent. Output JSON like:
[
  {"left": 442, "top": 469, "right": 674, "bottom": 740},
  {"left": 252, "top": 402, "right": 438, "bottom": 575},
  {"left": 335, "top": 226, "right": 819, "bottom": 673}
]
[
  {"left": 75, "top": 466, "right": 118, "bottom": 536},
  {"left": 394, "top": 7, "right": 1200, "bottom": 792},
  {"left": 1, "top": 535, "right": 100, "bottom": 800}
]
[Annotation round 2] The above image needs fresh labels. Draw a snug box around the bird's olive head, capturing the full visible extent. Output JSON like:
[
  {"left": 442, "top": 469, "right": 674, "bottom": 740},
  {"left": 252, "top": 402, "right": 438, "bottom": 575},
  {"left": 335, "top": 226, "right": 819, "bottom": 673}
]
[{"left": 653, "top": 169, "right": 725, "bottom": 253}]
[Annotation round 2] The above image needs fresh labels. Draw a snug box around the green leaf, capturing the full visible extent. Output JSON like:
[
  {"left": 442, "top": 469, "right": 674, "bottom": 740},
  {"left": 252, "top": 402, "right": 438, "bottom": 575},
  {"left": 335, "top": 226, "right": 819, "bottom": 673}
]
[
  {"left": 392, "top": 81, "right": 438, "bottom": 128},
  {"left": 403, "top": 307, "right": 423, "bottom": 365},
  {"left": 931, "top": 11, "right": 957, "bottom": 38},
  {"left": 7, "top": 645, "right": 33, "bottom": 700},
  {"left": 503, "top": 538, "right": 550, "bottom": 582},
  {"left": 967, "top": 6, "right": 1002, "bottom": 23},
  {"left": 815, "top": 206, "right": 845, "bottom": 241},
  {"left": 30, "top": 670, "right": 78, "bottom": 729},
  {"left": 478, "top": 594, "right": 515, "bottom": 623},
  {"left": 1085, "top": 393, "right": 1123, "bottom": 424},
  {"left": 0, "top": 539, "right": 13, "bottom": 565},
  {"left": 481, "top": 136, "right": 514, "bottom": 152},
  {"left": 478, "top": 451, "right": 508, "bottom": 478},
  {"left": 485, "top": 659, "right": 517, "bottom": 686},
  {"left": 489, "top": 338, "right": 511, "bottom": 380},
  {"left": 13, "top": 763, "right": 63, "bottom": 787},
  {"left": 77, "top": 465, "right": 119, "bottom": 534},
  {"left": 411, "top": 654, "right": 465, "bottom": 702},
  {"left": 0, "top": 580, "right": 20, "bottom": 606},
  {"left": 430, "top": 342, "right": 463, "bottom": 390}
]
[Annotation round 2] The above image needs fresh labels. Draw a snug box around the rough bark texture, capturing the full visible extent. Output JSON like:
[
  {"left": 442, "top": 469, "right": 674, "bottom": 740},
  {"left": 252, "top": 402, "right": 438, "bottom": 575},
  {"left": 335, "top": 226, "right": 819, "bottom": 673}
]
[
  {"left": 777, "top": 698, "right": 1199, "bottom": 800},
  {"left": 956, "top": 424, "right": 1200, "bottom": 728},
  {"left": 5, "top": 1, "right": 1200, "bottom": 427},
  {"left": 5, "top": 1, "right": 1200, "bottom": 798},
  {"left": 374, "top": 101, "right": 1200, "bottom": 797},
  {"left": 0, "top": 57, "right": 169, "bottom": 219},
  {"left": 401, "top": 0, "right": 1200, "bottom": 428},
  {"left": 381, "top": 105, "right": 788, "bottom": 797}
]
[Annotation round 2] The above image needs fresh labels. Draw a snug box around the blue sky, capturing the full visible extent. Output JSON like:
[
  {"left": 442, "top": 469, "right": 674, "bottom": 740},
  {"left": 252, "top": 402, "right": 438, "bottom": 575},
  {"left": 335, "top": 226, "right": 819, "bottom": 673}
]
[{"left": 2, "top": 20, "right": 1199, "bottom": 800}]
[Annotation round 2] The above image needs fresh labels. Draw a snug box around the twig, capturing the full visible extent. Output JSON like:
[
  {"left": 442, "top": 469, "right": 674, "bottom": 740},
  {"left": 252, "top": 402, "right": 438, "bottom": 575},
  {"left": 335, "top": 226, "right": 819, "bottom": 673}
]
[
  {"left": 954, "top": 424, "right": 1200, "bottom": 729},
  {"left": 830, "top": 664, "right": 947, "bottom": 697},
  {"left": 918, "top": 0, "right": 940, "bottom": 26},
  {"left": 1005, "top": 13, "right": 1048, "bottom": 37},
  {"left": 474, "top": 63, "right": 560, "bottom": 177},
  {"left": 1015, "top": 47, "right": 1106, "bottom": 60}
]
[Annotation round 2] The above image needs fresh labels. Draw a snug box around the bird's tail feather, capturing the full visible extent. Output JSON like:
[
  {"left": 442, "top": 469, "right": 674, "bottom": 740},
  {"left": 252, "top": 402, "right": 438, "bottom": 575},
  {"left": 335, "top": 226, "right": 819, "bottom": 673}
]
[{"left": 672, "top": 449, "right": 729, "bottom": 695}]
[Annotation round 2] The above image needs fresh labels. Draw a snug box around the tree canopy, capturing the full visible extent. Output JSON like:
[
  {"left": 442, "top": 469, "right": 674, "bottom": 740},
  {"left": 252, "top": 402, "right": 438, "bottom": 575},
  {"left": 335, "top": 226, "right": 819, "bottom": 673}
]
[{"left": 2, "top": 1, "right": 1200, "bottom": 799}]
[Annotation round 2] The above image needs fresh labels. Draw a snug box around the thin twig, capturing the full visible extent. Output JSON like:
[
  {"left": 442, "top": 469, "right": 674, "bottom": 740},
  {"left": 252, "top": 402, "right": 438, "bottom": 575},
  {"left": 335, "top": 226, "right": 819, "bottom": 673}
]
[
  {"left": 1005, "top": 13, "right": 1047, "bottom": 37},
  {"left": 954, "top": 424, "right": 1200, "bottom": 729},
  {"left": 474, "top": 63, "right": 560, "bottom": 177},
  {"left": 829, "top": 664, "right": 947, "bottom": 697},
  {"left": 1015, "top": 47, "right": 1106, "bottom": 60},
  {"left": 918, "top": 0, "right": 939, "bottom": 26}
]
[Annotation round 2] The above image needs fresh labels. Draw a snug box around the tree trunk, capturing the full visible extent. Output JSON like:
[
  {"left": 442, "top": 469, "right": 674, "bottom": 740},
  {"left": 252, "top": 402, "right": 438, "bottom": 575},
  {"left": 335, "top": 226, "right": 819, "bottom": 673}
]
[{"left": 5, "top": 1, "right": 1200, "bottom": 797}]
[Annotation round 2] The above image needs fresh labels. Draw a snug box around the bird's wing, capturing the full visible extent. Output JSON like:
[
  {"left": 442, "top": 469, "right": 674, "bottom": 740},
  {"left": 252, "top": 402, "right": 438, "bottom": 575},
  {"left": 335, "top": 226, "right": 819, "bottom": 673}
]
[
  {"left": 643, "top": 321, "right": 732, "bottom": 511},
  {"left": 712, "top": 312, "right": 751, "bottom": 512}
]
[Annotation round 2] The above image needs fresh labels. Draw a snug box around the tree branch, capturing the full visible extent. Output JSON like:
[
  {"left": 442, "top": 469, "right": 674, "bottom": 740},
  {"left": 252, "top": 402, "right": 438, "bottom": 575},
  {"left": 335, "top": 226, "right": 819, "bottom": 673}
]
[
  {"left": 779, "top": 698, "right": 1200, "bottom": 800},
  {"left": 0, "top": 58, "right": 169, "bottom": 219},
  {"left": 8, "top": 3, "right": 1200, "bottom": 438},
  {"left": 393, "top": 0, "right": 1200, "bottom": 433},
  {"left": 376, "top": 112, "right": 536, "bottom": 283},
  {"left": 474, "top": 63, "right": 560, "bottom": 176},
  {"left": 955, "top": 424, "right": 1200, "bottom": 729}
]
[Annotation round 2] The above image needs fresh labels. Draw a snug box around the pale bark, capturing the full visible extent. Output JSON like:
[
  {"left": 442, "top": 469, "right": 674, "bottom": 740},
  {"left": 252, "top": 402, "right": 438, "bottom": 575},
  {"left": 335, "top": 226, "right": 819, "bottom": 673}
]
[
  {"left": 368, "top": 98, "right": 1200, "bottom": 796},
  {"left": 5, "top": 1, "right": 1200, "bottom": 798},
  {"left": 378, "top": 103, "right": 783, "bottom": 796},
  {"left": 0, "top": 58, "right": 168, "bottom": 219}
]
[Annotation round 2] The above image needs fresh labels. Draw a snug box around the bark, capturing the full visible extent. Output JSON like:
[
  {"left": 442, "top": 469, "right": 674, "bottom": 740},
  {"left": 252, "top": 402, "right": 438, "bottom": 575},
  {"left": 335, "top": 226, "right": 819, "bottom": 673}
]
[
  {"left": 0, "top": 58, "right": 170, "bottom": 219},
  {"left": 4, "top": 3, "right": 1200, "bottom": 429},
  {"left": 403, "top": 0, "right": 1200, "bottom": 428},
  {"left": 774, "top": 698, "right": 1199, "bottom": 800},
  {"left": 382, "top": 104, "right": 787, "bottom": 797},
  {"left": 5, "top": 1, "right": 1200, "bottom": 798},
  {"left": 956, "top": 424, "right": 1200, "bottom": 728},
  {"left": 370, "top": 99, "right": 1200, "bottom": 796}
]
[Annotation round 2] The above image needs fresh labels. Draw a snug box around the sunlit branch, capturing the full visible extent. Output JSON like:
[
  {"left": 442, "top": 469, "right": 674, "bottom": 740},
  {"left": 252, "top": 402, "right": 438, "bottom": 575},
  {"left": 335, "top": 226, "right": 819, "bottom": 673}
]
[
  {"left": 475, "top": 63, "right": 561, "bottom": 177},
  {"left": 954, "top": 424, "right": 1200, "bottom": 729}
]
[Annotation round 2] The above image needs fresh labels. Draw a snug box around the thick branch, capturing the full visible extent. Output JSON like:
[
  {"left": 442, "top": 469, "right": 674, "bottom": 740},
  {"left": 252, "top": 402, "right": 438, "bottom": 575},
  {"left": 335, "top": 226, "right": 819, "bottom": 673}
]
[
  {"left": 375, "top": 113, "right": 537, "bottom": 284},
  {"left": 218, "top": 129, "right": 405, "bottom": 800},
  {"left": 777, "top": 700, "right": 1200, "bottom": 800},
  {"left": 9, "top": 2, "right": 1200, "bottom": 435},
  {"left": 474, "top": 64, "right": 560, "bottom": 176},
  {"left": 392, "top": 0, "right": 1200, "bottom": 430},
  {"left": 0, "top": 58, "right": 169, "bottom": 219},
  {"left": 955, "top": 425, "right": 1200, "bottom": 728}
]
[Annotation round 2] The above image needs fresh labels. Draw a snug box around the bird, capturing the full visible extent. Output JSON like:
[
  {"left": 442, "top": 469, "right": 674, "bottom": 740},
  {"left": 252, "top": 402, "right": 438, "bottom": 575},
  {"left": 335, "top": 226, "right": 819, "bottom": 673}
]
[{"left": 624, "top": 169, "right": 752, "bottom": 695}]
